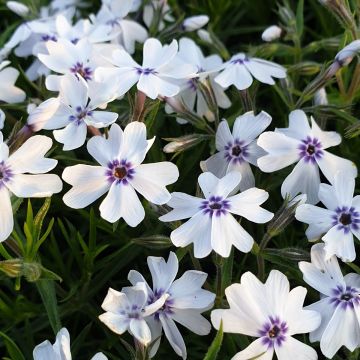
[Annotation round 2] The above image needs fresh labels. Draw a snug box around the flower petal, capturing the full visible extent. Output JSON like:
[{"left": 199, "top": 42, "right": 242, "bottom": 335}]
[
  {"left": 216, "top": 120, "right": 233, "bottom": 150},
  {"left": 53, "top": 121, "right": 87, "bottom": 151},
  {"left": 275, "top": 336, "right": 318, "bottom": 360},
  {"left": 232, "top": 338, "right": 272, "bottom": 360},
  {"left": 0, "top": 187, "right": 13, "bottom": 242},
  {"left": 171, "top": 309, "right": 211, "bottom": 335},
  {"left": 130, "top": 319, "right": 152, "bottom": 346}
]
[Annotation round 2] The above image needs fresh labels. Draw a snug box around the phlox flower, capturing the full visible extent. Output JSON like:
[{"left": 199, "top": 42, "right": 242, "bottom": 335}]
[
  {"left": 296, "top": 171, "right": 360, "bottom": 262},
  {"left": 62, "top": 122, "right": 179, "bottom": 226},
  {"left": 211, "top": 270, "right": 321, "bottom": 360},
  {"left": 299, "top": 243, "right": 360, "bottom": 358},
  {"left": 95, "top": 38, "right": 197, "bottom": 99},
  {"left": 201, "top": 111, "right": 271, "bottom": 191},
  {"left": 257, "top": 110, "right": 357, "bottom": 204},
  {"left": 0, "top": 133, "right": 62, "bottom": 242},
  {"left": 128, "top": 251, "right": 215, "bottom": 359},
  {"left": 99, "top": 283, "right": 167, "bottom": 346},
  {"left": 159, "top": 171, "right": 273, "bottom": 258},
  {"left": 33, "top": 327, "right": 107, "bottom": 360},
  {"left": 41, "top": 75, "right": 118, "bottom": 150},
  {"left": 166, "top": 37, "right": 231, "bottom": 124},
  {"left": 0, "top": 61, "right": 25, "bottom": 103},
  {"left": 214, "top": 53, "right": 286, "bottom": 90}
]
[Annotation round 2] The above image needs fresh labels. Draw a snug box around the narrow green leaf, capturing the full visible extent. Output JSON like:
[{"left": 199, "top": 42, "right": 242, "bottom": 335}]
[
  {"left": 36, "top": 280, "right": 62, "bottom": 334},
  {"left": 203, "top": 321, "right": 223, "bottom": 360},
  {"left": 0, "top": 331, "right": 25, "bottom": 360},
  {"left": 296, "top": 0, "right": 304, "bottom": 38}
]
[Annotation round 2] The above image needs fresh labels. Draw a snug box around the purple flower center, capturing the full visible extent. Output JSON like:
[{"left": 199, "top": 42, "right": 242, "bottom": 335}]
[
  {"left": 224, "top": 139, "right": 249, "bottom": 164},
  {"left": 120, "top": 304, "right": 141, "bottom": 319},
  {"left": 200, "top": 196, "right": 230, "bottom": 217},
  {"left": 298, "top": 136, "right": 323, "bottom": 163},
  {"left": 0, "top": 161, "right": 13, "bottom": 189},
  {"left": 230, "top": 56, "right": 249, "bottom": 65},
  {"left": 148, "top": 289, "right": 175, "bottom": 321},
  {"left": 259, "top": 316, "right": 288, "bottom": 348},
  {"left": 106, "top": 160, "right": 135, "bottom": 185},
  {"left": 330, "top": 285, "right": 360, "bottom": 309},
  {"left": 69, "top": 106, "right": 93, "bottom": 125},
  {"left": 332, "top": 206, "right": 360, "bottom": 233},
  {"left": 135, "top": 67, "right": 157, "bottom": 76},
  {"left": 41, "top": 34, "right": 57, "bottom": 42},
  {"left": 70, "top": 62, "right": 93, "bottom": 81}
]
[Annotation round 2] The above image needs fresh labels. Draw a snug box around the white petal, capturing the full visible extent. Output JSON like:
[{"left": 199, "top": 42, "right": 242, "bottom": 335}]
[
  {"left": 232, "top": 338, "right": 272, "bottom": 360},
  {"left": 171, "top": 309, "right": 211, "bottom": 335},
  {"left": 7, "top": 174, "right": 62, "bottom": 198},
  {"left": 0, "top": 67, "right": 25, "bottom": 103},
  {"left": 265, "top": 270, "right": 289, "bottom": 317},
  {"left": 332, "top": 170, "right": 355, "bottom": 207},
  {"left": 281, "top": 160, "right": 320, "bottom": 204},
  {"left": 53, "top": 328, "right": 71, "bottom": 360},
  {"left": 62, "top": 165, "right": 109, "bottom": 209},
  {"left": 0, "top": 187, "right": 13, "bottom": 242},
  {"left": 216, "top": 120, "right": 233, "bottom": 150},
  {"left": 170, "top": 211, "right": 212, "bottom": 259},
  {"left": 211, "top": 214, "right": 253, "bottom": 257},
  {"left": 159, "top": 315, "right": 187, "bottom": 359},
  {"left": 60, "top": 74, "right": 88, "bottom": 109},
  {"left": 143, "top": 38, "right": 177, "bottom": 69},
  {"left": 98, "top": 312, "right": 129, "bottom": 335},
  {"left": 318, "top": 183, "right": 338, "bottom": 210},
  {"left": 138, "top": 74, "right": 179, "bottom": 99},
  {"left": 129, "top": 319, "right": 152, "bottom": 346},
  {"left": 275, "top": 336, "right": 318, "bottom": 360},
  {"left": 148, "top": 251, "right": 178, "bottom": 292},
  {"left": 201, "top": 152, "right": 228, "bottom": 179},
  {"left": 227, "top": 161, "right": 255, "bottom": 191},
  {"left": 232, "top": 111, "right": 272, "bottom": 143},
  {"left": 87, "top": 123, "right": 123, "bottom": 166},
  {"left": 317, "top": 151, "right": 357, "bottom": 185},
  {"left": 215, "top": 63, "right": 253, "bottom": 90},
  {"left": 295, "top": 204, "right": 333, "bottom": 227},
  {"left": 99, "top": 182, "right": 144, "bottom": 226},
  {"left": 101, "top": 288, "right": 128, "bottom": 313},
  {"left": 198, "top": 172, "right": 220, "bottom": 198},
  {"left": 129, "top": 162, "right": 179, "bottom": 205},
  {"left": 33, "top": 340, "right": 56, "bottom": 360},
  {"left": 7, "top": 135, "right": 57, "bottom": 174},
  {"left": 91, "top": 353, "right": 108, "bottom": 360},
  {"left": 229, "top": 187, "right": 273, "bottom": 223},
  {"left": 86, "top": 111, "right": 118, "bottom": 128},
  {"left": 257, "top": 132, "right": 299, "bottom": 172},
  {"left": 159, "top": 192, "right": 202, "bottom": 222},
  {"left": 310, "top": 117, "right": 341, "bottom": 149},
  {"left": 212, "top": 171, "right": 241, "bottom": 198},
  {"left": 277, "top": 109, "right": 311, "bottom": 140},
  {"left": 54, "top": 122, "right": 87, "bottom": 151}
]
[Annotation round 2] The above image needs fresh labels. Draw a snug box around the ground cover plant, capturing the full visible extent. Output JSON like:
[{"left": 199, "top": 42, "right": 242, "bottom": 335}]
[{"left": 1, "top": 0, "right": 360, "bottom": 359}]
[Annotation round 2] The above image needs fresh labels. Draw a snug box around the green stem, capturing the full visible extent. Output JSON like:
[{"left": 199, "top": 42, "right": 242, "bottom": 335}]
[
  {"left": 215, "top": 254, "right": 224, "bottom": 307},
  {"left": 256, "top": 232, "right": 273, "bottom": 281}
]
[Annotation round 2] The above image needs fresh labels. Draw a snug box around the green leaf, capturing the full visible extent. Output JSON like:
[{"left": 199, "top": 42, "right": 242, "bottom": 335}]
[
  {"left": 0, "top": 331, "right": 25, "bottom": 360},
  {"left": 36, "top": 280, "right": 62, "bottom": 335},
  {"left": 33, "top": 198, "right": 52, "bottom": 242},
  {"left": 203, "top": 321, "right": 223, "bottom": 360},
  {"left": 296, "top": 0, "right": 304, "bottom": 39}
]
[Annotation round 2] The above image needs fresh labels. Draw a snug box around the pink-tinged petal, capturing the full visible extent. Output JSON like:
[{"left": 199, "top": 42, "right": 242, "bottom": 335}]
[
  {"left": 275, "top": 336, "right": 317, "bottom": 360},
  {"left": 171, "top": 309, "right": 212, "bottom": 335},
  {"left": 323, "top": 225, "right": 356, "bottom": 262},
  {"left": 53, "top": 121, "right": 87, "bottom": 151},
  {"left": 7, "top": 135, "right": 57, "bottom": 174},
  {"left": 257, "top": 132, "right": 299, "bottom": 172},
  {"left": 211, "top": 213, "right": 253, "bottom": 257},
  {"left": 60, "top": 74, "right": 88, "bottom": 109},
  {"left": 87, "top": 123, "right": 123, "bottom": 166},
  {"left": 229, "top": 187, "right": 273, "bottom": 223},
  {"left": 233, "top": 111, "right": 272, "bottom": 143},
  {"left": 281, "top": 159, "right": 320, "bottom": 204},
  {"left": 62, "top": 165, "right": 109, "bottom": 209},
  {"left": 276, "top": 110, "right": 311, "bottom": 140},
  {"left": 170, "top": 211, "right": 212, "bottom": 259},
  {"left": 99, "top": 182, "right": 145, "bottom": 226},
  {"left": 129, "top": 162, "right": 179, "bottom": 204},
  {"left": 285, "top": 286, "right": 321, "bottom": 335},
  {"left": 0, "top": 187, "right": 13, "bottom": 242},
  {"left": 215, "top": 120, "right": 233, "bottom": 150},
  {"left": 7, "top": 174, "right": 62, "bottom": 198},
  {"left": 147, "top": 251, "right": 178, "bottom": 293},
  {"left": 232, "top": 338, "right": 272, "bottom": 360},
  {"left": 317, "top": 151, "right": 357, "bottom": 186},
  {"left": 129, "top": 318, "right": 152, "bottom": 346},
  {"left": 159, "top": 315, "right": 187, "bottom": 359},
  {"left": 159, "top": 192, "right": 202, "bottom": 222}
]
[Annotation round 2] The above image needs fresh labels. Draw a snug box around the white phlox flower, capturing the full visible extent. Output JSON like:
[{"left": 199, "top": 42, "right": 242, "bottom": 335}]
[
  {"left": 41, "top": 75, "right": 118, "bottom": 150},
  {"left": 211, "top": 270, "right": 321, "bottom": 360},
  {"left": 214, "top": 53, "right": 286, "bottom": 90},
  {"left": 0, "top": 61, "right": 26, "bottom": 103},
  {"left": 201, "top": 111, "right": 271, "bottom": 191},
  {"left": 159, "top": 171, "right": 273, "bottom": 258},
  {"left": 299, "top": 243, "right": 360, "bottom": 358},
  {"left": 94, "top": 0, "right": 148, "bottom": 54},
  {"left": 257, "top": 109, "right": 357, "bottom": 204},
  {"left": 95, "top": 37, "right": 197, "bottom": 100},
  {"left": 62, "top": 122, "right": 179, "bottom": 226},
  {"left": 128, "top": 251, "right": 215, "bottom": 359},
  {"left": 166, "top": 37, "right": 231, "bottom": 124},
  {"left": 33, "top": 327, "right": 108, "bottom": 360},
  {"left": 99, "top": 282, "right": 168, "bottom": 346},
  {"left": 296, "top": 171, "right": 360, "bottom": 262},
  {"left": 0, "top": 133, "right": 62, "bottom": 242}
]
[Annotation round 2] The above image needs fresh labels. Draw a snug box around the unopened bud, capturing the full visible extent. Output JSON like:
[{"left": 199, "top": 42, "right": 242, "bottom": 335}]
[
  {"left": 182, "top": 15, "right": 209, "bottom": 31},
  {"left": 314, "top": 87, "right": 328, "bottom": 105},
  {"left": 6, "top": 1, "right": 29, "bottom": 17},
  {"left": 197, "top": 29, "right": 213, "bottom": 44},
  {"left": 261, "top": 25, "right": 282, "bottom": 42},
  {"left": 335, "top": 40, "right": 360, "bottom": 67},
  {"left": 132, "top": 235, "right": 172, "bottom": 249},
  {"left": 163, "top": 134, "right": 204, "bottom": 153},
  {"left": 0, "top": 259, "right": 23, "bottom": 278}
]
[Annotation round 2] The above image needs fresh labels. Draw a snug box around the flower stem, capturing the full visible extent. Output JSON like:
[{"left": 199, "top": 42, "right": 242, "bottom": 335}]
[
  {"left": 132, "top": 90, "right": 147, "bottom": 122},
  {"left": 256, "top": 232, "right": 272, "bottom": 281},
  {"left": 215, "top": 254, "right": 224, "bottom": 307}
]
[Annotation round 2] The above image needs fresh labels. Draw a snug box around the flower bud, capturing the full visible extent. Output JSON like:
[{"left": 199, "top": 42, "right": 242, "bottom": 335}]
[
  {"left": 163, "top": 134, "right": 204, "bottom": 153},
  {"left": 182, "top": 15, "right": 209, "bottom": 31},
  {"left": 197, "top": 29, "right": 213, "bottom": 44},
  {"left": 314, "top": 87, "right": 328, "bottom": 106},
  {"left": 6, "top": 1, "right": 29, "bottom": 17},
  {"left": 0, "top": 259, "right": 23, "bottom": 278},
  {"left": 335, "top": 40, "right": 360, "bottom": 67},
  {"left": 261, "top": 25, "right": 282, "bottom": 42}
]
